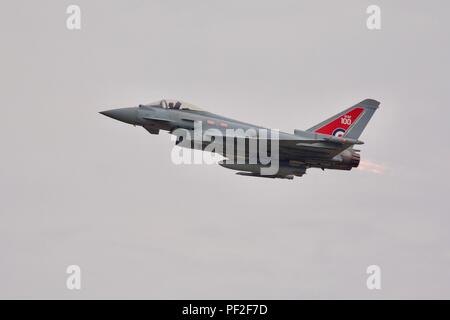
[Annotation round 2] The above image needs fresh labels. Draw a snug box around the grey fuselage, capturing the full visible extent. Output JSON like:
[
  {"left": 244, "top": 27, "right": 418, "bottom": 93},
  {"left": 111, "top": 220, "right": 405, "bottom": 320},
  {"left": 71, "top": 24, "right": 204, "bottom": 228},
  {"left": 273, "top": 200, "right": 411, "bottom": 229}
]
[{"left": 100, "top": 101, "right": 359, "bottom": 174}]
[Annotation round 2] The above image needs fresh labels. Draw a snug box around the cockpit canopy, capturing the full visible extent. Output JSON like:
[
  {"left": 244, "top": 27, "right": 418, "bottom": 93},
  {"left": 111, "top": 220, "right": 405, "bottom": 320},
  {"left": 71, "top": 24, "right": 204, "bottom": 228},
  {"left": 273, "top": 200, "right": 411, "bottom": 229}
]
[{"left": 142, "top": 99, "right": 203, "bottom": 111}]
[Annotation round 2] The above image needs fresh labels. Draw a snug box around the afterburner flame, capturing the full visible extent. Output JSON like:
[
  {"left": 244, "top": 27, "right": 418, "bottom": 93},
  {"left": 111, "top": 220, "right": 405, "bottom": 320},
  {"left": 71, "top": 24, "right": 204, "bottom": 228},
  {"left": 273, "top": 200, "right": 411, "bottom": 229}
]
[{"left": 357, "top": 159, "right": 386, "bottom": 174}]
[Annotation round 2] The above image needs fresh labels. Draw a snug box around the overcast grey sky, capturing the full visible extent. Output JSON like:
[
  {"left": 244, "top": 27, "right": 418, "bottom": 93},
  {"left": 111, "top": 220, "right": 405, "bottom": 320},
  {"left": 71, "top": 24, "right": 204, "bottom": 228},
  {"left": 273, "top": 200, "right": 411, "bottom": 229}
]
[{"left": 1, "top": 0, "right": 450, "bottom": 299}]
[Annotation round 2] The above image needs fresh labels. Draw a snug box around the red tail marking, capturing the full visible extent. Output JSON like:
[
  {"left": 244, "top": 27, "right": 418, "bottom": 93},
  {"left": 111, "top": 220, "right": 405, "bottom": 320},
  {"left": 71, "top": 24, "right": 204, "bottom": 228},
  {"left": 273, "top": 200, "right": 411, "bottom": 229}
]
[{"left": 315, "top": 107, "right": 365, "bottom": 136}]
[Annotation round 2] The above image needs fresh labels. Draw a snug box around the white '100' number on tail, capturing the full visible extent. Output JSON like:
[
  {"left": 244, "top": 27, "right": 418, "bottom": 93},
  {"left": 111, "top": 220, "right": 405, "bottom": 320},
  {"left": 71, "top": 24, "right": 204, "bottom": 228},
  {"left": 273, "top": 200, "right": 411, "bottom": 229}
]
[{"left": 341, "top": 117, "right": 352, "bottom": 125}]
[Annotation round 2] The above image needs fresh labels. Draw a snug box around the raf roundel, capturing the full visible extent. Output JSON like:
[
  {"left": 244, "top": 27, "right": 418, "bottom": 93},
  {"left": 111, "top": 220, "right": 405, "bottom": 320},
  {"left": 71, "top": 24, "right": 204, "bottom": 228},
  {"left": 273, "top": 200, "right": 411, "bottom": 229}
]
[{"left": 332, "top": 128, "right": 346, "bottom": 138}]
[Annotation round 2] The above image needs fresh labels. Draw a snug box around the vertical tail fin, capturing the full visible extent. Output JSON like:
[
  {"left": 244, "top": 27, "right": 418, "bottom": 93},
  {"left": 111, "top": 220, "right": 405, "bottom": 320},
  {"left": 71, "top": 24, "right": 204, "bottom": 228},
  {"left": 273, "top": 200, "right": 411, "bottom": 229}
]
[{"left": 306, "top": 99, "right": 380, "bottom": 139}]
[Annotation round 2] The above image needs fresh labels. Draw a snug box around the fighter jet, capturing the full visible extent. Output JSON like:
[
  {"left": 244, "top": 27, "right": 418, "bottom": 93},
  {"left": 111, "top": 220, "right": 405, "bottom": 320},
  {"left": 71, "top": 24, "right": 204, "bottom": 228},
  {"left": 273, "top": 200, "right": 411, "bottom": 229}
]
[{"left": 100, "top": 99, "right": 379, "bottom": 179}]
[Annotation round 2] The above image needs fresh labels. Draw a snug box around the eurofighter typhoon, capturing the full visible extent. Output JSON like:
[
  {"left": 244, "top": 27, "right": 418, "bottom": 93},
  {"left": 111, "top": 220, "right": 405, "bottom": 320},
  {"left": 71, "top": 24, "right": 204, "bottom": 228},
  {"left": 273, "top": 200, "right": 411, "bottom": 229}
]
[{"left": 100, "top": 99, "right": 379, "bottom": 180}]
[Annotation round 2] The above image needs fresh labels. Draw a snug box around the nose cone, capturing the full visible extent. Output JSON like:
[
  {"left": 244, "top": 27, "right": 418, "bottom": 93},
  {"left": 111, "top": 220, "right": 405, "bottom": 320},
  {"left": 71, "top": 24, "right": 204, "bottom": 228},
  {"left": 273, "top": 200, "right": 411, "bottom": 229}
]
[{"left": 100, "top": 107, "right": 138, "bottom": 125}]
